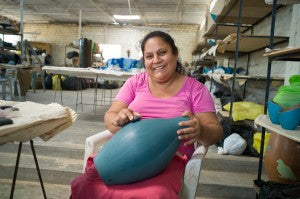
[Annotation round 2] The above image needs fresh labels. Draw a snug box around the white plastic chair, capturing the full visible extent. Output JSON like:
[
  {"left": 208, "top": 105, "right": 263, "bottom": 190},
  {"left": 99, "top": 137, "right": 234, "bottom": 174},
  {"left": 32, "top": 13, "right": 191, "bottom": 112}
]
[{"left": 83, "top": 130, "right": 208, "bottom": 199}]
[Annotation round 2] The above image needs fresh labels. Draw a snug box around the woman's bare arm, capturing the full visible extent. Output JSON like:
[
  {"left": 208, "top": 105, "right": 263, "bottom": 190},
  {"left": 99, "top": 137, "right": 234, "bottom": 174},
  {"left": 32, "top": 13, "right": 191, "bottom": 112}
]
[
  {"left": 177, "top": 111, "right": 223, "bottom": 147},
  {"left": 104, "top": 101, "right": 141, "bottom": 134}
]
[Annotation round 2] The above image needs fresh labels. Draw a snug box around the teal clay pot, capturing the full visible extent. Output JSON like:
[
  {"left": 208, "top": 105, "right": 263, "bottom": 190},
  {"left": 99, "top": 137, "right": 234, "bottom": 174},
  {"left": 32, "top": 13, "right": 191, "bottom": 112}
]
[
  {"left": 278, "top": 104, "right": 300, "bottom": 130},
  {"left": 268, "top": 100, "right": 283, "bottom": 125},
  {"left": 94, "top": 116, "right": 188, "bottom": 185}
]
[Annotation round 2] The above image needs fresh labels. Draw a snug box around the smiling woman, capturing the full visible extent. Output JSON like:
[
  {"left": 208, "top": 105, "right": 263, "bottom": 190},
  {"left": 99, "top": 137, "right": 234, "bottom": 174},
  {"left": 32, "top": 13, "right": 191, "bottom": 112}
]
[
  {"left": 70, "top": 31, "right": 223, "bottom": 199},
  {"left": 141, "top": 31, "right": 184, "bottom": 97}
]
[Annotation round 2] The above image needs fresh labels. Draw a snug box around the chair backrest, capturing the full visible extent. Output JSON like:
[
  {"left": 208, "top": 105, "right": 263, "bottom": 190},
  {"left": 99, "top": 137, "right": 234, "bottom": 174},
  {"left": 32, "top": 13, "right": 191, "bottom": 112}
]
[
  {"left": 83, "top": 130, "right": 208, "bottom": 199},
  {"left": 179, "top": 145, "right": 208, "bottom": 198}
]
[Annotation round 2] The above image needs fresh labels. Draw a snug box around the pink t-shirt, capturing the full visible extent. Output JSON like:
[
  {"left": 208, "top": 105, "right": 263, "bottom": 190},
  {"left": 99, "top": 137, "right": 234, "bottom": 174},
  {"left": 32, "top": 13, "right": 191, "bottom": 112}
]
[{"left": 115, "top": 72, "right": 215, "bottom": 158}]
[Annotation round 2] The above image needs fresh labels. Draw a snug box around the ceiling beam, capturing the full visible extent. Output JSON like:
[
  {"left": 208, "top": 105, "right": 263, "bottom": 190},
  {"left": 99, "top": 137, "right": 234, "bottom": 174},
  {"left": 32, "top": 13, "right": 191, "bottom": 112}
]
[
  {"left": 178, "top": 0, "right": 183, "bottom": 24},
  {"left": 66, "top": 0, "right": 77, "bottom": 12},
  {"left": 89, "top": 0, "right": 117, "bottom": 24},
  {"left": 127, "top": 0, "right": 132, "bottom": 15},
  {"left": 133, "top": 0, "right": 147, "bottom": 26},
  {"left": 0, "top": 1, "right": 55, "bottom": 23},
  {"left": 46, "top": 0, "right": 87, "bottom": 23}
]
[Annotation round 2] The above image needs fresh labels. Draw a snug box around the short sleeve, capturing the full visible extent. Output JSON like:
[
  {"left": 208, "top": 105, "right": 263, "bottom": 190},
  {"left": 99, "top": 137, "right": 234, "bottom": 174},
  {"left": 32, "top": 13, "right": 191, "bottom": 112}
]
[
  {"left": 191, "top": 80, "right": 216, "bottom": 114},
  {"left": 115, "top": 76, "right": 136, "bottom": 105}
]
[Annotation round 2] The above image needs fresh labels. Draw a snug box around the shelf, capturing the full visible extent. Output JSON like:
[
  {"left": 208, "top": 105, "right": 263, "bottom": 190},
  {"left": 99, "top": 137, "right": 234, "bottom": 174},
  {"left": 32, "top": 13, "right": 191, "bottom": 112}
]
[
  {"left": 0, "top": 27, "right": 20, "bottom": 35},
  {"left": 194, "top": 60, "right": 216, "bottom": 67},
  {"left": 1, "top": 46, "right": 17, "bottom": 50},
  {"left": 192, "top": 42, "right": 211, "bottom": 55},
  {"left": 265, "top": 0, "right": 300, "bottom": 5},
  {"left": 255, "top": 114, "right": 300, "bottom": 143},
  {"left": 263, "top": 47, "right": 300, "bottom": 61},
  {"left": 200, "top": 34, "right": 289, "bottom": 61},
  {"left": 218, "top": 35, "right": 288, "bottom": 53},
  {"left": 221, "top": 74, "right": 284, "bottom": 81},
  {"left": 200, "top": 73, "right": 284, "bottom": 81},
  {"left": 217, "top": 110, "right": 256, "bottom": 128},
  {"left": 204, "top": 23, "right": 250, "bottom": 39},
  {"left": 0, "top": 63, "right": 33, "bottom": 69},
  {"left": 205, "top": 0, "right": 275, "bottom": 39}
]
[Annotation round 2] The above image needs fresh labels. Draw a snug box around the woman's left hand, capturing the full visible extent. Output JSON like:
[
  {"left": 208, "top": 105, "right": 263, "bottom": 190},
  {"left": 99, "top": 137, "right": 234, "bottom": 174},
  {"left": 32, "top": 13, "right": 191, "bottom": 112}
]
[{"left": 177, "top": 111, "right": 202, "bottom": 146}]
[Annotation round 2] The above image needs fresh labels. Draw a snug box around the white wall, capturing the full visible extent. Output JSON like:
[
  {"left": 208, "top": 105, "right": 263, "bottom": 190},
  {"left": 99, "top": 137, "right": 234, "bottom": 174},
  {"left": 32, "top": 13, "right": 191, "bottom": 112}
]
[
  {"left": 23, "top": 24, "right": 199, "bottom": 66},
  {"left": 284, "top": 4, "right": 300, "bottom": 85}
]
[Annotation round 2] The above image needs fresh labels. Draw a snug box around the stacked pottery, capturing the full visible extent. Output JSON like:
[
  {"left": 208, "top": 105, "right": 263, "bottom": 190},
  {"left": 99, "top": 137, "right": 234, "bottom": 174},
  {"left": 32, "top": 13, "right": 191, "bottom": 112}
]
[
  {"left": 264, "top": 75, "right": 300, "bottom": 183},
  {"left": 264, "top": 133, "right": 300, "bottom": 183},
  {"left": 264, "top": 101, "right": 300, "bottom": 183},
  {"left": 268, "top": 100, "right": 300, "bottom": 130}
]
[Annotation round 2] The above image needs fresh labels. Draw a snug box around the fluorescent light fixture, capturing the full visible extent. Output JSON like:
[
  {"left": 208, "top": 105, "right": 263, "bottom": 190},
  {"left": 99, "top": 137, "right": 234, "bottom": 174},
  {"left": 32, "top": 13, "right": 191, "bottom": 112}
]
[{"left": 113, "top": 15, "right": 140, "bottom": 20}]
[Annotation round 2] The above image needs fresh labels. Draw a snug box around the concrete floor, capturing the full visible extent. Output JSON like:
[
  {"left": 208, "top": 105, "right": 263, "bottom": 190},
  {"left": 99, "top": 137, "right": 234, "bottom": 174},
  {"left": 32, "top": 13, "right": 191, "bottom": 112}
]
[
  {"left": 0, "top": 88, "right": 262, "bottom": 199},
  {"left": 0, "top": 88, "right": 118, "bottom": 199}
]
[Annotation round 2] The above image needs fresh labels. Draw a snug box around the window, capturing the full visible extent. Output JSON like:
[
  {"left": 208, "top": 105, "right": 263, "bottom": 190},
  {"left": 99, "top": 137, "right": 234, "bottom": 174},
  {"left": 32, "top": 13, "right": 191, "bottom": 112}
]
[{"left": 99, "top": 44, "right": 121, "bottom": 62}]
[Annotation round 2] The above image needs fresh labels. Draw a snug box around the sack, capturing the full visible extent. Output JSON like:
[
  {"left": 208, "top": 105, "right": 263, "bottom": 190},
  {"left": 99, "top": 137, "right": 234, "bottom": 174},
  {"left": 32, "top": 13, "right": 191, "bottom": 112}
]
[
  {"left": 45, "top": 74, "right": 53, "bottom": 89},
  {"left": 218, "top": 119, "right": 258, "bottom": 157},
  {"left": 52, "top": 75, "right": 65, "bottom": 90},
  {"left": 218, "top": 133, "right": 247, "bottom": 155},
  {"left": 253, "top": 132, "right": 271, "bottom": 156},
  {"left": 223, "top": 101, "right": 264, "bottom": 121}
]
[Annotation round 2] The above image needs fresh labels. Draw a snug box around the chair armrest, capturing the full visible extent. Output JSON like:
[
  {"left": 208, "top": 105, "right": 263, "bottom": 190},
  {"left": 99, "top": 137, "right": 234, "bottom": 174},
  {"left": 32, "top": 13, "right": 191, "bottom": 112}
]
[
  {"left": 83, "top": 130, "right": 113, "bottom": 173},
  {"left": 179, "top": 145, "right": 208, "bottom": 199}
]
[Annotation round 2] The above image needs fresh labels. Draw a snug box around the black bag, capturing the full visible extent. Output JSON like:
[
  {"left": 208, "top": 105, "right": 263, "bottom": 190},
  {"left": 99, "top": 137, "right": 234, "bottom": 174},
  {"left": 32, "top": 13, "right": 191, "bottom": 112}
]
[
  {"left": 62, "top": 76, "right": 88, "bottom": 90},
  {"left": 255, "top": 180, "right": 300, "bottom": 199},
  {"left": 67, "top": 51, "right": 79, "bottom": 59},
  {"left": 45, "top": 74, "right": 53, "bottom": 89}
]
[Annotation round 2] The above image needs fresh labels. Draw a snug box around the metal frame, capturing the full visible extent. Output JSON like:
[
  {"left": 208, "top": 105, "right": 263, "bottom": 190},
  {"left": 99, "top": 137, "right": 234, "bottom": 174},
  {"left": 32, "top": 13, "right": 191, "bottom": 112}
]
[
  {"left": 256, "top": 0, "right": 278, "bottom": 183},
  {"left": 229, "top": 0, "right": 243, "bottom": 118},
  {"left": 25, "top": 40, "right": 46, "bottom": 92},
  {"left": 10, "top": 140, "right": 47, "bottom": 199},
  {"left": 208, "top": 0, "right": 286, "bottom": 120}
]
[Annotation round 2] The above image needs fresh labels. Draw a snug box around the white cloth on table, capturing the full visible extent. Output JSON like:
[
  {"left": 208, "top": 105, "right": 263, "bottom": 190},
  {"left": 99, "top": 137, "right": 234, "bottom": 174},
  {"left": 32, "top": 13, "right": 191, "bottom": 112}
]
[{"left": 0, "top": 100, "right": 77, "bottom": 145}]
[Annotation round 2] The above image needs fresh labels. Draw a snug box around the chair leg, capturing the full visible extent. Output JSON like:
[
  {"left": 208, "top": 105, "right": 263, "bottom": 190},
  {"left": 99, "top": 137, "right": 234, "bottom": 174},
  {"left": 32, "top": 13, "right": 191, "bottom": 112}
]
[
  {"left": 10, "top": 79, "right": 15, "bottom": 100},
  {"left": 40, "top": 67, "right": 46, "bottom": 92},
  {"left": 32, "top": 72, "right": 37, "bottom": 93},
  {"left": 16, "top": 80, "right": 21, "bottom": 99},
  {"left": 1, "top": 81, "right": 6, "bottom": 100},
  {"left": 7, "top": 80, "right": 13, "bottom": 100}
]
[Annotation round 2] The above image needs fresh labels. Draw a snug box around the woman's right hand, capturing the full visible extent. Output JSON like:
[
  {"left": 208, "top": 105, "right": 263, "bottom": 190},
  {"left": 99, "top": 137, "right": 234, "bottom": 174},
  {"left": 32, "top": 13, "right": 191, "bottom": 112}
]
[{"left": 112, "top": 108, "right": 141, "bottom": 127}]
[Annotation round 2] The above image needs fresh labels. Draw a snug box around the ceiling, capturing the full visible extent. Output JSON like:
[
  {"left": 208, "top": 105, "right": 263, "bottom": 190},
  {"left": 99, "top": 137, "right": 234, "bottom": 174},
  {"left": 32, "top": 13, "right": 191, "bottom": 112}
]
[{"left": 0, "top": 0, "right": 211, "bottom": 27}]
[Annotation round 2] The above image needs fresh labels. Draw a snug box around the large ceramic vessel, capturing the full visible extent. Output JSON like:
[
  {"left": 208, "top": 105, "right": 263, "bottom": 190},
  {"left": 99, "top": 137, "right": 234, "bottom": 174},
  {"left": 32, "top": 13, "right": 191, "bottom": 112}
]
[
  {"left": 94, "top": 116, "right": 188, "bottom": 185},
  {"left": 264, "top": 132, "right": 300, "bottom": 183}
]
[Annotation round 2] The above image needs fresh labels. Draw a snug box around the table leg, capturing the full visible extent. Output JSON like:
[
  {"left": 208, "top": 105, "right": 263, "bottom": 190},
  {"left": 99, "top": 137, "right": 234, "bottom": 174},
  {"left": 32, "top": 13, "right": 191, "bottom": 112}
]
[
  {"left": 53, "top": 75, "right": 58, "bottom": 102},
  {"left": 30, "top": 140, "right": 47, "bottom": 199},
  {"left": 53, "top": 75, "right": 63, "bottom": 105},
  {"left": 80, "top": 78, "right": 83, "bottom": 112},
  {"left": 93, "top": 76, "right": 98, "bottom": 114},
  {"left": 59, "top": 75, "right": 63, "bottom": 106},
  {"left": 10, "top": 142, "right": 22, "bottom": 199},
  {"left": 76, "top": 78, "right": 79, "bottom": 112}
]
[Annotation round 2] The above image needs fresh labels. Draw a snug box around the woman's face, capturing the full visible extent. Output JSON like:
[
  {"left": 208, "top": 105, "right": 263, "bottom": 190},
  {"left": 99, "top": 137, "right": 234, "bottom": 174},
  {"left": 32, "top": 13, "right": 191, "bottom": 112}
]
[{"left": 143, "top": 37, "right": 178, "bottom": 83}]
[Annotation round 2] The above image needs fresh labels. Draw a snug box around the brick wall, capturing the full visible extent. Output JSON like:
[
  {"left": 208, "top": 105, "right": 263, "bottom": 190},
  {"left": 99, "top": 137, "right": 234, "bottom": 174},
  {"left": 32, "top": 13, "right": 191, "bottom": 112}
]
[{"left": 24, "top": 24, "right": 198, "bottom": 66}]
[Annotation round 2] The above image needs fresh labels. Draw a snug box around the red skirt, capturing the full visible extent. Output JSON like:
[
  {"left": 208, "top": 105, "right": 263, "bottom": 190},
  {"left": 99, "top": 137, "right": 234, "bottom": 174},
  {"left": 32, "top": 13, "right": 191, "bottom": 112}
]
[{"left": 71, "top": 155, "right": 188, "bottom": 199}]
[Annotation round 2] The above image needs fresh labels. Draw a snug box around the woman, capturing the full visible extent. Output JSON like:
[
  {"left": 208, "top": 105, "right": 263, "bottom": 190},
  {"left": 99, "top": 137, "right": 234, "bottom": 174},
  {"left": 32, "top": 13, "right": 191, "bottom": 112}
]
[{"left": 71, "top": 31, "right": 223, "bottom": 198}]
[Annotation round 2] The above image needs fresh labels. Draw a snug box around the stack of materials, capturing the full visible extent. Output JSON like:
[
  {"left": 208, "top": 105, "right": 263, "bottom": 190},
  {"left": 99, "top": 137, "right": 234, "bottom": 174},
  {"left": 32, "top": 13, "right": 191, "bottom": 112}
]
[{"left": 0, "top": 100, "right": 77, "bottom": 145}]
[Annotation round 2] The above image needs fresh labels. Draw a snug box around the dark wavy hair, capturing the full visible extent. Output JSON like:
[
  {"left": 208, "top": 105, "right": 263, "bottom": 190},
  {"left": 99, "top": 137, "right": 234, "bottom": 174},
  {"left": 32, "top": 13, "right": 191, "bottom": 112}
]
[{"left": 140, "top": 31, "right": 183, "bottom": 74}]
